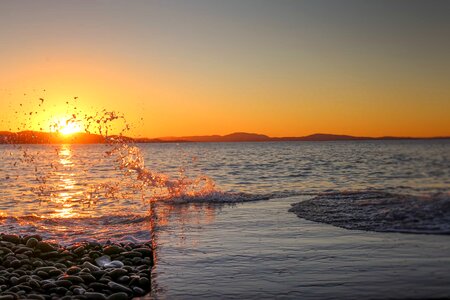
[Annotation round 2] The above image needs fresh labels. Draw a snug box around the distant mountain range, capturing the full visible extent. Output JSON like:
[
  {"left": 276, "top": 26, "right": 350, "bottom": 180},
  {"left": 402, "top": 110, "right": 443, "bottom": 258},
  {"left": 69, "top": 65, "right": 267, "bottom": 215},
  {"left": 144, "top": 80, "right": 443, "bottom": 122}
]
[
  {"left": 0, "top": 131, "right": 106, "bottom": 144},
  {"left": 0, "top": 131, "right": 450, "bottom": 144},
  {"left": 135, "top": 132, "right": 449, "bottom": 143},
  {"left": 1, "top": 130, "right": 446, "bottom": 144}
]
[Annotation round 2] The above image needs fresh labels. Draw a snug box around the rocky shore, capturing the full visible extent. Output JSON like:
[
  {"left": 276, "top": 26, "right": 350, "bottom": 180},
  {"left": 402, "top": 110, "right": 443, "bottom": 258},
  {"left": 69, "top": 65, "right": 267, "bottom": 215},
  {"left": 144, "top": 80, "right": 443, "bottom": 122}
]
[{"left": 0, "top": 234, "right": 152, "bottom": 299}]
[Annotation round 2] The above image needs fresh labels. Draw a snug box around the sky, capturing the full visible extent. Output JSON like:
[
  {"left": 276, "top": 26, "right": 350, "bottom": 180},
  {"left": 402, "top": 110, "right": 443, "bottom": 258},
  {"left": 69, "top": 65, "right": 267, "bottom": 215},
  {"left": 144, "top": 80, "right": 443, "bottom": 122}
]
[{"left": 0, "top": 0, "right": 449, "bottom": 137}]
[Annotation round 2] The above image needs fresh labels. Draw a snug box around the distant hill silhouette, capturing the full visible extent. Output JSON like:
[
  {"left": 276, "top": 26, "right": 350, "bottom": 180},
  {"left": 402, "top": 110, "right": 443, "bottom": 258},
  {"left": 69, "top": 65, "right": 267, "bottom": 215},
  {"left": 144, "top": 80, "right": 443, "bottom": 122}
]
[
  {"left": 0, "top": 131, "right": 105, "bottom": 144},
  {"left": 136, "top": 132, "right": 449, "bottom": 143},
  {"left": 0, "top": 131, "right": 448, "bottom": 144},
  {"left": 153, "top": 132, "right": 270, "bottom": 142}
]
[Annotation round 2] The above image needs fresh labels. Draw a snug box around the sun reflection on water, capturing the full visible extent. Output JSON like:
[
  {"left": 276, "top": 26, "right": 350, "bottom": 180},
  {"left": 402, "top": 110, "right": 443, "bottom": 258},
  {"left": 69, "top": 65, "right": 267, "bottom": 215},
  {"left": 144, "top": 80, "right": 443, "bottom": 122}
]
[{"left": 50, "top": 144, "right": 81, "bottom": 218}]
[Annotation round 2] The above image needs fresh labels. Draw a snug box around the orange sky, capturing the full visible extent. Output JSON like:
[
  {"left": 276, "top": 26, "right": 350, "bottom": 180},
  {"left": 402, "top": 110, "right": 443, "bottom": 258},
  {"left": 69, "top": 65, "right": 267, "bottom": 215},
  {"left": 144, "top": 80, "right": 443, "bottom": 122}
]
[{"left": 0, "top": 1, "right": 449, "bottom": 138}]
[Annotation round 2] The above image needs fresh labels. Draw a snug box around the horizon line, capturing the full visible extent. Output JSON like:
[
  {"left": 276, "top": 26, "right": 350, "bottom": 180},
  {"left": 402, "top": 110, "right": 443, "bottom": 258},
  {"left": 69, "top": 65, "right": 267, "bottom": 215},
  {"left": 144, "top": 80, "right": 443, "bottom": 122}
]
[{"left": 0, "top": 130, "right": 449, "bottom": 144}]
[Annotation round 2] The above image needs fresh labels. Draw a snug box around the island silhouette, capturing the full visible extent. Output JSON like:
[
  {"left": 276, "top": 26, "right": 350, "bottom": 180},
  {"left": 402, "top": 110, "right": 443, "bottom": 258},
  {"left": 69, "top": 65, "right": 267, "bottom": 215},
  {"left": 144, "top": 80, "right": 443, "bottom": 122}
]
[{"left": 0, "top": 131, "right": 448, "bottom": 144}]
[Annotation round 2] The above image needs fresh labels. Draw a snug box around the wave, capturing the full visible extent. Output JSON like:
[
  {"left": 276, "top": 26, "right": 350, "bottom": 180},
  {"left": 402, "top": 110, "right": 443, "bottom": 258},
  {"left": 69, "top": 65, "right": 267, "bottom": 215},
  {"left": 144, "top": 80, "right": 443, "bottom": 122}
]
[
  {"left": 0, "top": 213, "right": 152, "bottom": 245},
  {"left": 161, "top": 189, "right": 304, "bottom": 204},
  {"left": 289, "top": 191, "right": 450, "bottom": 235}
]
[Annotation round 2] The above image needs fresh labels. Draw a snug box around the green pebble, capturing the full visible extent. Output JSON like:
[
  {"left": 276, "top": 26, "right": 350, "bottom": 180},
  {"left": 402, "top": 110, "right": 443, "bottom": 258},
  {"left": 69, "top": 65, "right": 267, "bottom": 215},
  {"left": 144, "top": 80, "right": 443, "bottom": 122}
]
[{"left": 26, "top": 238, "right": 39, "bottom": 248}]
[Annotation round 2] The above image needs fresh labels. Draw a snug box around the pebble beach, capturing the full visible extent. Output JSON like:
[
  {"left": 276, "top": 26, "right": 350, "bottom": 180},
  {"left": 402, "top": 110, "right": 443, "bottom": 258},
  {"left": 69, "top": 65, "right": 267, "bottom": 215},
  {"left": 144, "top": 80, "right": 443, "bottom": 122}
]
[{"left": 0, "top": 234, "right": 152, "bottom": 299}]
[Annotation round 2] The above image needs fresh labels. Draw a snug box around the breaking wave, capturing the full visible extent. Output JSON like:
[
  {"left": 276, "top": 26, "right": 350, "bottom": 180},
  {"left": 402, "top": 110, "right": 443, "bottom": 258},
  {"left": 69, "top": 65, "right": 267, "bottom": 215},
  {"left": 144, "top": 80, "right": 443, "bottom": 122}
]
[
  {"left": 289, "top": 191, "right": 450, "bottom": 234},
  {"left": 0, "top": 214, "right": 152, "bottom": 245}
]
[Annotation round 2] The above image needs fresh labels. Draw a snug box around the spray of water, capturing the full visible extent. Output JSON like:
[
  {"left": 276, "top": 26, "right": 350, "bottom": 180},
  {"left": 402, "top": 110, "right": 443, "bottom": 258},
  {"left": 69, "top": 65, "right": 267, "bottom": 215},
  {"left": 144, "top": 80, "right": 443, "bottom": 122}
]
[{"left": 3, "top": 96, "right": 220, "bottom": 209}]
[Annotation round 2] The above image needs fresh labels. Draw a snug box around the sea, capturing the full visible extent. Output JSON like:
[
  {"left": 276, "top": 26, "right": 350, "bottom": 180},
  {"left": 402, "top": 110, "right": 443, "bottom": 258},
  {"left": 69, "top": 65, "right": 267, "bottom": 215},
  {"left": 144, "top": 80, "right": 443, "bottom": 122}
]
[{"left": 0, "top": 140, "right": 449, "bottom": 299}]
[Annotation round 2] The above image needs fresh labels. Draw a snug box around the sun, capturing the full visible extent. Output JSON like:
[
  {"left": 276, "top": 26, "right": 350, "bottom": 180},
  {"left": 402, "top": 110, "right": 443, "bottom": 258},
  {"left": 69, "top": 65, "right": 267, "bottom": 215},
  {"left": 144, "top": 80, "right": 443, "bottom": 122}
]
[
  {"left": 60, "top": 122, "right": 83, "bottom": 135},
  {"left": 49, "top": 116, "right": 84, "bottom": 135}
]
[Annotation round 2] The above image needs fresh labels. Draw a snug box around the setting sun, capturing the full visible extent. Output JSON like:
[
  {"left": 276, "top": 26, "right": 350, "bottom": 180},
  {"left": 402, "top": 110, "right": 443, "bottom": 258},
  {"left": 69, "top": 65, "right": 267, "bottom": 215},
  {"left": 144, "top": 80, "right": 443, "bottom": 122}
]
[
  {"left": 49, "top": 117, "right": 84, "bottom": 135},
  {"left": 60, "top": 122, "right": 82, "bottom": 135}
]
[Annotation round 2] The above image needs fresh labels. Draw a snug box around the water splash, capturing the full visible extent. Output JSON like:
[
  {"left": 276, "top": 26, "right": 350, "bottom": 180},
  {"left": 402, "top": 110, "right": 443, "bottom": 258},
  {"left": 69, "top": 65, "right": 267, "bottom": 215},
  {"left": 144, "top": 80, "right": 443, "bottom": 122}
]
[
  {"left": 1, "top": 98, "right": 244, "bottom": 213},
  {"left": 105, "top": 142, "right": 217, "bottom": 202}
]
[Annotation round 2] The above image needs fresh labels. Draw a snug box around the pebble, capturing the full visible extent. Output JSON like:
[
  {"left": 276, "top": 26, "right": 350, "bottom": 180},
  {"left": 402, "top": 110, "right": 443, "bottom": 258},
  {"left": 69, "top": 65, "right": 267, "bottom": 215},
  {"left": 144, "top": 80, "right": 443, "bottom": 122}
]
[
  {"left": 103, "top": 245, "right": 124, "bottom": 255},
  {"left": 1, "top": 234, "right": 21, "bottom": 244},
  {"left": 55, "top": 280, "right": 73, "bottom": 288},
  {"left": 26, "top": 237, "right": 39, "bottom": 248},
  {"left": 80, "top": 273, "right": 97, "bottom": 283},
  {"left": 104, "top": 261, "right": 124, "bottom": 268},
  {"left": 107, "top": 292, "right": 129, "bottom": 300},
  {"left": 82, "top": 261, "right": 101, "bottom": 272},
  {"left": 85, "top": 292, "right": 107, "bottom": 300},
  {"left": 109, "top": 268, "right": 128, "bottom": 279},
  {"left": 63, "top": 275, "right": 85, "bottom": 284},
  {"left": 95, "top": 255, "right": 111, "bottom": 267},
  {"left": 36, "top": 241, "right": 56, "bottom": 253},
  {"left": 107, "top": 281, "right": 133, "bottom": 294},
  {"left": 133, "top": 247, "right": 153, "bottom": 257},
  {"left": 132, "top": 286, "right": 145, "bottom": 296},
  {"left": 121, "top": 251, "right": 142, "bottom": 258},
  {"left": 139, "top": 276, "right": 150, "bottom": 288},
  {"left": 67, "top": 266, "right": 81, "bottom": 274},
  {"left": 73, "top": 287, "right": 86, "bottom": 295},
  {"left": 117, "top": 275, "right": 129, "bottom": 284}
]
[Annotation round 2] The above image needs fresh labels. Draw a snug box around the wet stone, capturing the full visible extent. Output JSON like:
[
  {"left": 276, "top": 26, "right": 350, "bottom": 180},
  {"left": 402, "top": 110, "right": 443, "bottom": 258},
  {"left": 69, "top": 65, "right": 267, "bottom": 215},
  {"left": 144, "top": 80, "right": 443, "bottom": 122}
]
[
  {"left": 80, "top": 273, "right": 97, "bottom": 283},
  {"left": 107, "top": 292, "right": 129, "bottom": 300},
  {"left": 36, "top": 241, "right": 56, "bottom": 253},
  {"left": 49, "top": 269, "right": 64, "bottom": 277},
  {"left": 85, "top": 291, "right": 107, "bottom": 300},
  {"left": 103, "top": 246, "right": 124, "bottom": 256},
  {"left": 49, "top": 286, "right": 69, "bottom": 294},
  {"left": 35, "top": 266, "right": 58, "bottom": 273},
  {"left": 138, "top": 276, "right": 150, "bottom": 288},
  {"left": 117, "top": 275, "right": 129, "bottom": 284},
  {"left": 91, "top": 270, "right": 107, "bottom": 279},
  {"left": 40, "top": 251, "right": 60, "bottom": 259},
  {"left": 121, "top": 251, "right": 142, "bottom": 258},
  {"left": 54, "top": 262, "right": 67, "bottom": 269},
  {"left": 108, "top": 268, "right": 127, "bottom": 279},
  {"left": 27, "top": 294, "right": 46, "bottom": 300},
  {"left": 26, "top": 237, "right": 39, "bottom": 248},
  {"left": 89, "top": 282, "right": 109, "bottom": 291},
  {"left": 0, "top": 247, "right": 12, "bottom": 255},
  {"left": 36, "top": 271, "right": 48, "bottom": 278},
  {"left": 29, "top": 279, "right": 40, "bottom": 288},
  {"left": 10, "top": 260, "right": 21, "bottom": 269},
  {"left": 95, "top": 255, "right": 111, "bottom": 267},
  {"left": 42, "top": 282, "right": 58, "bottom": 290},
  {"left": 104, "top": 261, "right": 124, "bottom": 268},
  {"left": 73, "top": 287, "right": 86, "bottom": 295},
  {"left": 132, "top": 286, "right": 145, "bottom": 296},
  {"left": 107, "top": 281, "right": 132, "bottom": 294},
  {"left": 1, "top": 235, "right": 21, "bottom": 244},
  {"left": 82, "top": 261, "right": 101, "bottom": 272},
  {"left": 133, "top": 248, "right": 152, "bottom": 257},
  {"left": 55, "top": 280, "right": 73, "bottom": 288},
  {"left": 64, "top": 275, "right": 85, "bottom": 284}
]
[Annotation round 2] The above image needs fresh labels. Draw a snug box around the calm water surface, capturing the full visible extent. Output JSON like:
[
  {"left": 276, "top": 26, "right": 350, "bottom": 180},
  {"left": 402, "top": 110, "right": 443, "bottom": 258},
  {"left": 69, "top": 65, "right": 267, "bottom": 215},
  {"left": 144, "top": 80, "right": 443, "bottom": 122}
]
[{"left": 0, "top": 140, "right": 449, "bottom": 298}]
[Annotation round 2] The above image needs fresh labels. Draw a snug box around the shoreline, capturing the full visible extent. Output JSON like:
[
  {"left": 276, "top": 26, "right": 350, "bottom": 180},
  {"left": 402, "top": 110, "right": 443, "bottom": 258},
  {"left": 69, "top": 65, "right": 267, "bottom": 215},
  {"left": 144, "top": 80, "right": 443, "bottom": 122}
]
[{"left": 0, "top": 234, "right": 152, "bottom": 300}]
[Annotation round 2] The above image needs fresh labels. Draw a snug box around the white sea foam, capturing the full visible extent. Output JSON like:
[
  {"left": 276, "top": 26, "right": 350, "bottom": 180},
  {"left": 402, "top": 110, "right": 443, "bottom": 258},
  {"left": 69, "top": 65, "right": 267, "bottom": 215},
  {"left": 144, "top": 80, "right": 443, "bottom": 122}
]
[{"left": 289, "top": 191, "right": 450, "bottom": 234}]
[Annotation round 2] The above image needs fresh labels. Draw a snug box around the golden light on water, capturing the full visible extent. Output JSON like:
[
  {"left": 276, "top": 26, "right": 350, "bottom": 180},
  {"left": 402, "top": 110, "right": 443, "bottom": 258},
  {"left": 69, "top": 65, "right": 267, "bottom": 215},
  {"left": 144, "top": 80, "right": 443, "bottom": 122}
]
[{"left": 50, "top": 144, "right": 81, "bottom": 219}]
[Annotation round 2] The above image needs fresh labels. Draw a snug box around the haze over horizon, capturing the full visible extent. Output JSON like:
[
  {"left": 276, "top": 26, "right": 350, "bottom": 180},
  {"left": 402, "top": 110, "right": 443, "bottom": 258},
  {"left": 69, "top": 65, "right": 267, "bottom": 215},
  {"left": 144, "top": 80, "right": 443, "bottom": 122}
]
[{"left": 1, "top": 0, "right": 449, "bottom": 138}]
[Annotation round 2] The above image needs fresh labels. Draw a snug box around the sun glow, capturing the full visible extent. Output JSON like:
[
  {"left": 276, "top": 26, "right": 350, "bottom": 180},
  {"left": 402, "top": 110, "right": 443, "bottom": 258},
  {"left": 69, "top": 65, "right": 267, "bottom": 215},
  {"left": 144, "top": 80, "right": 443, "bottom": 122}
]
[
  {"left": 49, "top": 117, "right": 84, "bottom": 135},
  {"left": 60, "top": 122, "right": 83, "bottom": 135}
]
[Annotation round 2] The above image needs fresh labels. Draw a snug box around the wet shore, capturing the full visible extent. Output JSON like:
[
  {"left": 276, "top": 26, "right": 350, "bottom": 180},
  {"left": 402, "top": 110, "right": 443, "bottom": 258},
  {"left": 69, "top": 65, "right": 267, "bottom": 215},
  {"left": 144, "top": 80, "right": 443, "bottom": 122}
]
[
  {"left": 152, "top": 197, "right": 450, "bottom": 299},
  {"left": 0, "top": 234, "right": 152, "bottom": 299}
]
